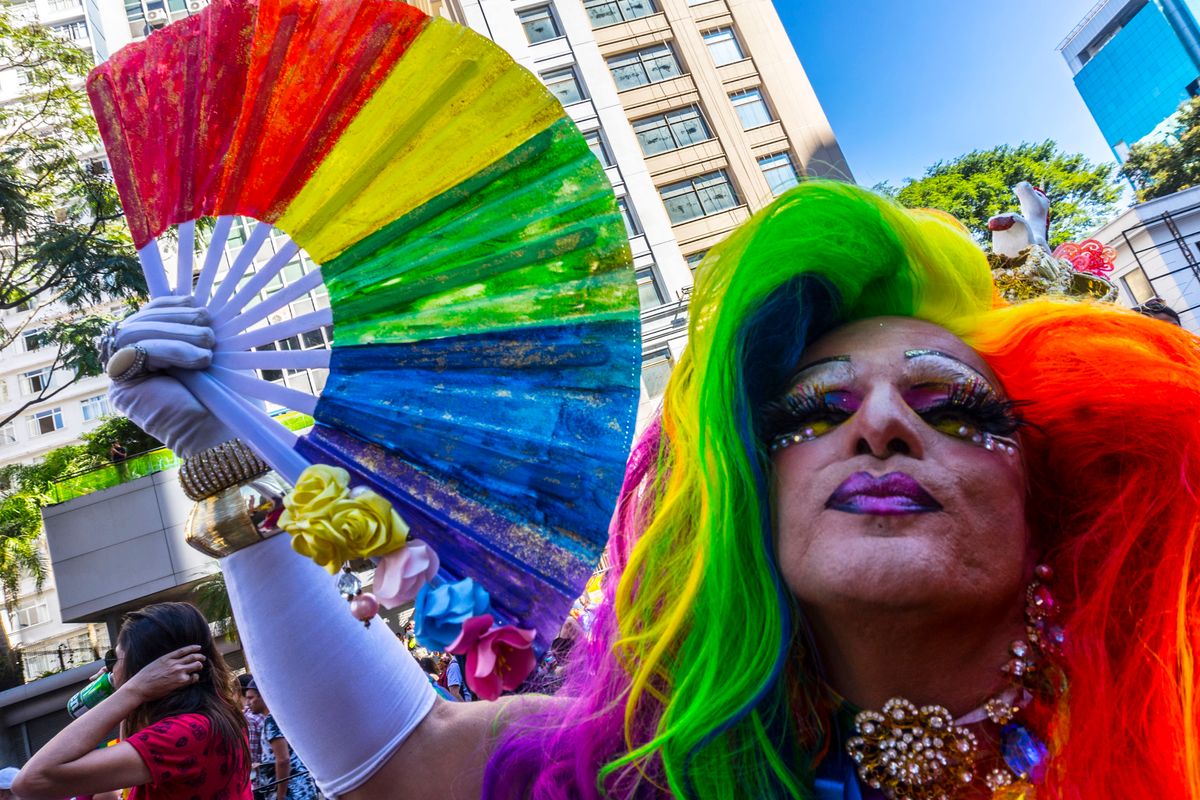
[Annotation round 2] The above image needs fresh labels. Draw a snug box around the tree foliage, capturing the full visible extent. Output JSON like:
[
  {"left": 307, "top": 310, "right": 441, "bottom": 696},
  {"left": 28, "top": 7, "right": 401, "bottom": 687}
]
[
  {"left": 0, "top": 11, "right": 144, "bottom": 429},
  {"left": 885, "top": 141, "right": 1120, "bottom": 248},
  {"left": 1122, "top": 97, "right": 1200, "bottom": 202},
  {"left": 0, "top": 417, "right": 159, "bottom": 608}
]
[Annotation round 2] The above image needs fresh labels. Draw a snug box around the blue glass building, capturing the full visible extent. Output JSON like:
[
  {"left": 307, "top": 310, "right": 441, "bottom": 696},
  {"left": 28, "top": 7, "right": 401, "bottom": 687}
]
[{"left": 1060, "top": 0, "right": 1200, "bottom": 160}]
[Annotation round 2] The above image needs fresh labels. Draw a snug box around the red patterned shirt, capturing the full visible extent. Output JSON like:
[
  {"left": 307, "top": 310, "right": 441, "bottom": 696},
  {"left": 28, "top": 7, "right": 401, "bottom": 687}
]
[{"left": 125, "top": 712, "right": 251, "bottom": 800}]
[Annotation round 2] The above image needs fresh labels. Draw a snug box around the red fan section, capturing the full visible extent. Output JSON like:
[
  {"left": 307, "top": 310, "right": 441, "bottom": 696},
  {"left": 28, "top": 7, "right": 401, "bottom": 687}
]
[{"left": 88, "top": 0, "right": 428, "bottom": 248}]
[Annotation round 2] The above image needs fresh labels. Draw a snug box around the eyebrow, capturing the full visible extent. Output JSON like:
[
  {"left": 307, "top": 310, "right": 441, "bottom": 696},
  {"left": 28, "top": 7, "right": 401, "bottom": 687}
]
[
  {"left": 791, "top": 355, "right": 851, "bottom": 374},
  {"left": 903, "top": 349, "right": 992, "bottom": 383}
]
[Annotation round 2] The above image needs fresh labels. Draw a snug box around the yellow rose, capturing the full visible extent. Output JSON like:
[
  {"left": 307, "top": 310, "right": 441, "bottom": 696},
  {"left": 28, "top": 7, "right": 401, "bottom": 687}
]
[
  {"left": 284, "top": 465, "right": 350, "bottom": 518},
  {"left": 288, "top": 517, "right": 349, "bottom": 572},
  {"left": 281, "top": 476, "right": 409, "bottom": 573},
  {"left": 329, "top": 490, "right": 409, "bottom": 558}
]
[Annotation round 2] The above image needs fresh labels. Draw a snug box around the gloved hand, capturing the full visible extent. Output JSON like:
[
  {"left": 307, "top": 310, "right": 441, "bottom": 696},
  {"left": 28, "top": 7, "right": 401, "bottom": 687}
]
[{"left": 105, "top": 296, "right": 237, "bottom": 457}]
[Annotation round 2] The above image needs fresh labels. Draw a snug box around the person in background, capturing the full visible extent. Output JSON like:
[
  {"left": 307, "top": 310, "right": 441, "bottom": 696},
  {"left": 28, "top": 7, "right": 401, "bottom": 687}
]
[
  {"left": 13, "top": 601, "right": 250, "bottom": 800},
  {"left": 242, "top": 681, "right": 315, "bottom": 800},
  {"left": 441, "top": 653, "right": 469, "bottom": 702},
  {"left": 238, "top": 675, "right": 265, "bottom": 788}
]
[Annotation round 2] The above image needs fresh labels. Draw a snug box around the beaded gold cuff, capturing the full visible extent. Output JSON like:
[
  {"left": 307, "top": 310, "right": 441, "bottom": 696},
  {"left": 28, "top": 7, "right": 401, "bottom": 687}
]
[{"left": 178, "top": 439, "right": 270, "bottom": 501}]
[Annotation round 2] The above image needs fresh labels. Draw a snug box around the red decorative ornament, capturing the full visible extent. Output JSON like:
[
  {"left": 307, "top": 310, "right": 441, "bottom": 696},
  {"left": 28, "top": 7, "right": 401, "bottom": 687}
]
[{"left": 1052, "top": 239, "right": 1117, "bottom": 277}]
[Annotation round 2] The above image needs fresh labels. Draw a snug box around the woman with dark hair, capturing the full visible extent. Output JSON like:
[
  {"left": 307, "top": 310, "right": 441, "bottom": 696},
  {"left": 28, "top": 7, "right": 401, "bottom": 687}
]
[{"left": 15, "top": 602, "right": 251, "bottom": 800}]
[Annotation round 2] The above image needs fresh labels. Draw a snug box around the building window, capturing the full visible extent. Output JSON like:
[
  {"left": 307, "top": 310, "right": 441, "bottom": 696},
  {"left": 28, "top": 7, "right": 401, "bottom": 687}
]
[
  {"left": 617, "top": 197, "right": 640, "bottom": 237},
  {"left": 22, "top": 328, "right": 43, "bottom": 352},
  {"left": 0, "top": 422, "right": 15, "bottom": 445},
  {"left": 20, "top": 368, "right": 52, "bottom": 395},
  {"left": 636, "top": 267, "right": 664, "bottom": 311},
  {"left": 730, "top": 88, "right": 773, "bottom": 129},
  {"left": 659, "top": 170, "right": 739, "bottom": 224},
  {"left": 1121, "top": 266, "right": 1155, "bottom": 305},
  {"left": 685, "top": 251, "right": 707, "bottom": 275},
  {"left": 518, "top": 5, "right": 561, "bottom": 44},
  {"left": 583, "top": 0, "right": 656, "bottom": 28},
  {"left": 12, "top": 600, "right": 48, "bottom": 629},
  {"left": 758, "top": 152, "right": 800, "bottom": 196},
  {"left": 541, "top": 66, "right": 585, "bottom": 105},
  {"left": 28, "top": 407, "right": 64, "bottom": 437},
  {"left": 641, "top": 350, "right": 673, "bottom": 400},
  {"left": 0, "top": 378, "right": 8, "bottom": 403},
  {"left": 583, "top": 129, "right": 612, "bottom": 167},
  {"left": 15, "top": 69, "right": 32, "bottom": 87},
  {"left": 80, "top": 394, "right": 112, "bottom": 422},
  {"left": 631, "top": 105, "right": 712, "bottom": 156},
  {"left": 47, "top": 0, "right": 81, "bottom": 10},
  {"left": 703, "top": 27, "right": 744, "bottom": 66},
  {"left": 51, "top": 20, "right": 89, "bottom": 41},
  {"left": 607, "top": 43, "right": 683, "bottom": 91}
]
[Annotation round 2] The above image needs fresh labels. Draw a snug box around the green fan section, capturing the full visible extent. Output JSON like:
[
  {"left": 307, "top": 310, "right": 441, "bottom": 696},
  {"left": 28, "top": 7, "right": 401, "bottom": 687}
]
[{"left": 321, "top": 118, "right": 635, "bottom": 346}]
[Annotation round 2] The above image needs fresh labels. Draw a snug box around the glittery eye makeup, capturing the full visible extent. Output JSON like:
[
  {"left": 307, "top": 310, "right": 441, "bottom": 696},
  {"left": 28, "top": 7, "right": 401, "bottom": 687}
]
[{"left": 761, "top": 352, "right": 1025, "bottom": 454}]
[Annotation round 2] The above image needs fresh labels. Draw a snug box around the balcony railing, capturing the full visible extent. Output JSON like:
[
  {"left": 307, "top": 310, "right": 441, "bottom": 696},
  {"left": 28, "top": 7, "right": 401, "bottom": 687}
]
[{"left": 44, "top": 411, "right": 314, "bottom": 505}]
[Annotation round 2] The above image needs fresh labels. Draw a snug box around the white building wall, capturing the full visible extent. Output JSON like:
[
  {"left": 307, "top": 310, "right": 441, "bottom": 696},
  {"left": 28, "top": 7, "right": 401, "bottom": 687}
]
[{"left": 1088, "top": 185, "right": 1200, "bottom": 331}]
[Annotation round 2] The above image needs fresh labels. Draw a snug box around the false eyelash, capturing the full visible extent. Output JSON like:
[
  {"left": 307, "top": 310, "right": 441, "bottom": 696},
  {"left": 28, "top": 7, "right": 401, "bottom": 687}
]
[
  {"left": 759, "top": 384, "right": 848, "bottom": 441},
  {"left": 759, "top": 380, "right": 1029, "bottom": 444},
  {"left": 927, "top": 381, "right": 1028, "bottom": 437}
]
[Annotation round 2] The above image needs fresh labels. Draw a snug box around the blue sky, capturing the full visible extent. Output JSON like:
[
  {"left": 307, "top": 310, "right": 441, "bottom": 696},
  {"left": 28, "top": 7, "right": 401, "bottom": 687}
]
[{"left": 778, "top": 0, "right": 1117, "bottom": 188}]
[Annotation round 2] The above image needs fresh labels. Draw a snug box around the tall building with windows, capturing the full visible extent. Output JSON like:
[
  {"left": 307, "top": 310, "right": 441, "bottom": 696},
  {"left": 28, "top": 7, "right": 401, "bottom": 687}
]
[
  {"left": 1059, "top": 0, "right": 1200, "bottom": 161},
  {"left": 444, "top": 0, "right": 849, "bottom": 426}
]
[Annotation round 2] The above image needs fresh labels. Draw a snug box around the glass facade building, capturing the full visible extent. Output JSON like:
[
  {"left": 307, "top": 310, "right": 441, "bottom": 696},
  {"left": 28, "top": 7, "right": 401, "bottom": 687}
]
[{"left": 1061, "top": 0, "right": 1200, "bottom": 160}]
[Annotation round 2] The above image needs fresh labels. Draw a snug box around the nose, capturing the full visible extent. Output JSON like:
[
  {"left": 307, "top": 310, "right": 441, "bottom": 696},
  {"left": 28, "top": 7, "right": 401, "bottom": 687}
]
[{"left": 848, "top": 384, "right": 925, "bottom": 459}]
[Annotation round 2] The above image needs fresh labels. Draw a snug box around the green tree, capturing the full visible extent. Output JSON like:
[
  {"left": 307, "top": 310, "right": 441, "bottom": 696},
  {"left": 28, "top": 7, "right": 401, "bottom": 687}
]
[
  {"left": 193, "top": 572, "right": 237, "bottom": 642},
  {"left": 1122, "top": 97, "right": 1200, "bottom": 201},
  {"left": 887, "top": 141, "right": 1120, "bottom": 248},
  {"left": 0, "top": 11, "right": 144, "bottom": 429}
]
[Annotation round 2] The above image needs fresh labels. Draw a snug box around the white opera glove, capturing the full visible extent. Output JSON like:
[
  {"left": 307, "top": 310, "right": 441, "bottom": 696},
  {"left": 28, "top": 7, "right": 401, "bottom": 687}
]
[
  {"left": 104, "top": 296, "right": 236, "bottom": 457},
  {"left": 224, "top": 536, "right": 437, "bottom": 797}
]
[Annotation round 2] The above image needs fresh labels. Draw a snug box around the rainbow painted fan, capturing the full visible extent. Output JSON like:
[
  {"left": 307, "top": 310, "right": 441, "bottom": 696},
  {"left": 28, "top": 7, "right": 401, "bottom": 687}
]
[{"left": 87, "top": 0, "right": 641, "bottom": 648}]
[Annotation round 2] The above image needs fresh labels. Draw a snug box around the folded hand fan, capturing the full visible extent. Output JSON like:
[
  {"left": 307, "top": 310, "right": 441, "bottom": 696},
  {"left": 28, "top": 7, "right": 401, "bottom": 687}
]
[{"left": 87, "top": 0, "right": 641, "bottom": 648}]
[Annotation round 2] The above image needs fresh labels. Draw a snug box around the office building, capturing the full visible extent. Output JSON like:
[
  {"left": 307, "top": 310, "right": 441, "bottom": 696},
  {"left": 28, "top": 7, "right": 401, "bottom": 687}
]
[{"left": 1059, "top": 0, "right": 1200, "bottom": 160}]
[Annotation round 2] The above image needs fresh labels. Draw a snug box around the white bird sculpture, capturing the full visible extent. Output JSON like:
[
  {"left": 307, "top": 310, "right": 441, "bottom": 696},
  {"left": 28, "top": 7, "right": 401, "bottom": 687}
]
[{"left": 987, "top": 181, "right": 1050, "bottom": 258}]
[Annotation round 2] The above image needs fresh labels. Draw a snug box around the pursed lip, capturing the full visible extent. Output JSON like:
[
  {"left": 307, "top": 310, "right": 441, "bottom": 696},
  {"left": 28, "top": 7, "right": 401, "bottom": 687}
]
[{"left": 825, "top": 471, "right": 943, "bottom": 516}]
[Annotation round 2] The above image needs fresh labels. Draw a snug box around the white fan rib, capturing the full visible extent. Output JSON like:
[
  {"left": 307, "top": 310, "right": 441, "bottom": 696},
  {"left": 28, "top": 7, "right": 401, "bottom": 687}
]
[
  {"left": 210, "top": 238, "right": 302, "bottom": 327},
  {"left": 175, "top": 220, "right": 195, "bottom": 297},
  {"left": 193, "top": 216, "right": 233, "bottom": 305},
  {"left": 207, "top": 221, "right": 273, "bottom": 311},
  {"left": 218, "top": 308, "right": 333, "bottom": 352},
  {"left": 215, "top": 267, "right": 324, "bottom": 337},
  {"left": 137, "top": 240, "right": 171, "bottom": 299},
  {"left": 212, "top": 350, "right": 331, "bottom": 370},
  {"left": 209, "top": 365, "right": 319, "bottom": 415}
]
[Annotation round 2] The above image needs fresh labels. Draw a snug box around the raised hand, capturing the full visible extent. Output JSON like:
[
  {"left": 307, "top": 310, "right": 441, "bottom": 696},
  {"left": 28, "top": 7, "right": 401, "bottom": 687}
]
[
  {"left": 104, "top": 296, "right": 237, "bottom": 457},
  {"left": 120, "top": 645, "right": 207, "bottom": 702}
]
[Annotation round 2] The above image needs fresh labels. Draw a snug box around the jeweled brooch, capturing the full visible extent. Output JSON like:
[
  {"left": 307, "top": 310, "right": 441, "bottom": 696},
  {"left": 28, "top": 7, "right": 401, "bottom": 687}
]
[{"left": 846, "top": 698, "right": 979, "bottom": 800}]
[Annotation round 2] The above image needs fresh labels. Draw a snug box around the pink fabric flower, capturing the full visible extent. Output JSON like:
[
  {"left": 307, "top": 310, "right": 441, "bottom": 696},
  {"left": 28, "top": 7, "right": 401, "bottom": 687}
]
[
  {"left": 448, "top": 614, "right": 537, "bottom": 701},
  {"left": 372, "top": 540, "right": 440, "bottom": 609}
]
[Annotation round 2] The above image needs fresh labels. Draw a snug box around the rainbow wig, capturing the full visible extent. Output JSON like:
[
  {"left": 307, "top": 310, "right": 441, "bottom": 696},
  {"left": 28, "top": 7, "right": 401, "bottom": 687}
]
[{"left": 483, "top": 181, "right": 1200, "bottom": 799}]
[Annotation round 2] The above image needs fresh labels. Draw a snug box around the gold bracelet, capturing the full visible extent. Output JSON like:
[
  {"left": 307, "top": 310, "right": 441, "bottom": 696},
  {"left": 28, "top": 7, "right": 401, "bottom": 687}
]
[{"left": 178, "top": 439, "right": 270, "bottom": 501}]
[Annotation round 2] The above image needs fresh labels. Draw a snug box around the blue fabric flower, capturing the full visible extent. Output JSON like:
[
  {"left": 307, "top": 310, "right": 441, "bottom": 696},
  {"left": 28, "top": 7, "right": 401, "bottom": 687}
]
[{"left": 413, "top": 578, "right": 492, "bottom": 651}]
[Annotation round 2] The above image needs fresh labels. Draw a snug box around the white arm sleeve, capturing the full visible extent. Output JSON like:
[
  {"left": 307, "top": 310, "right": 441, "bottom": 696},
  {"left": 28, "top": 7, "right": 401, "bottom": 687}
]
[{"left": 223, "top": 535, "right": 436, "bottom": 797}]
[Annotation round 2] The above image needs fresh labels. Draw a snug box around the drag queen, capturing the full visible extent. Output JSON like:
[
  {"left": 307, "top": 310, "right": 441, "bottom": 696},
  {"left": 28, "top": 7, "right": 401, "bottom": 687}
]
[{"left": 93, "top": 182, "right": 1200, "bottom": 799}]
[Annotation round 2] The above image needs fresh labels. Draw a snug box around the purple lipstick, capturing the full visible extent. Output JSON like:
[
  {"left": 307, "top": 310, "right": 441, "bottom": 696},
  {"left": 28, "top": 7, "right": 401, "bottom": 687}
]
[{"left": 825, "top": 472, "right": 943, "bottom": 516}]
